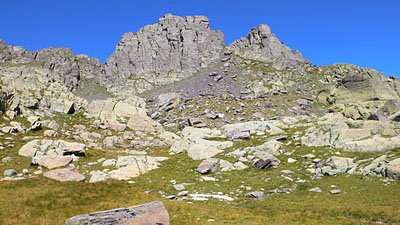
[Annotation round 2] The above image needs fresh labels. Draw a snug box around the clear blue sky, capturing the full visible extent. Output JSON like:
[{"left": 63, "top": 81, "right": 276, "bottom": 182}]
[{"left": 0, "top": 0, "right": 399, "bottom": 76}]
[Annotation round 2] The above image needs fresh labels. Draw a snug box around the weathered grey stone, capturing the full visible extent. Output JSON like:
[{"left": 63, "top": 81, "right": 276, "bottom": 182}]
[
  {"left": 253, "top": 156, "right": 280, "bottom": 169},
  {"left": 44, "top": 130, "right": 58, "bottom": 137},
  {"left": 370, "top": 99, "right": 400, "bottom": 120},
  {"left": 89, "top": 171, "right": 109, "bottom": 183},
  {"left": 1, "top": 157, "right": 13, "bottom": 163},
  {"left": 187, "top": 144, "right": 224, "bottom": 160},
  {"left": 103, "top": 136, "right": 123, "bottom": 149},
  {"left": 170, "top": 127, "right": 232, "bottom": 159},
  {"left": 226, "top": 128, "right": 250, "bottom": 140},
  {"left": 330, "top": 189, "right": 341, "bottom": 194},
  {"left": 3, "top": 169, "right": 16, "bottom": 176},
  {"left": 188, "top": 118, "right": 206, "bottom": 128},
  {"left": 43, "top": 168, "right": 85, "bottom": 182},
  {"left": 189, "top": 193, "right": 234, "bottom": 201},
  {"left": 233, "top": 161, "right": 248, "bottom": 170},
  {"left": 107, "top": 122, "right": 126, "bottom": 132},
  {"left": 322, "top": 157, "right": 357, "bottom": 176},
  {"left": 173, "top": 184, "right": 185, "bottom": 191},
  {"left": 102, "top": 159, "right": 116, "bottom": 167},
  {"left": 108, "top": 156, "right": 168, "bottom": 180},
  {"left": 197, "top": 158, "right": 220, "bottom": 174},
  {"left": 219, "top": 159, "right": 235, "bottom": 171},
  {"left": 36, "top": 155, "right": 73, "bottom": 169},
  {"left": 309, "top": 187, "right": 322, "bottom": 193},
  {"left": 236, "top": 140, "right": 282, "bottom": 159},
  {"left": 386, "top": 158, "right": 400, "bottom": 180},
  {"left": 244, "top": 191, "right": 264, "bottom": 200},
  {"left": 64, "top": 201, "right": 170, "bottom": 225},
  {"left": 343, "top": 137, "right": 400, "bottom": 153}
]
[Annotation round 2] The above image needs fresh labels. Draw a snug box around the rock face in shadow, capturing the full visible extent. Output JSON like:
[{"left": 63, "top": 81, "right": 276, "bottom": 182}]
[
  {"left": 64, "top": 201, "right": 170, "bottom": 225},
  {"left": 104, "top": 13, "right": 225, "bottom": 93},
  {"left": 228, "top": 24, "right": 310, "bottom": 68}
]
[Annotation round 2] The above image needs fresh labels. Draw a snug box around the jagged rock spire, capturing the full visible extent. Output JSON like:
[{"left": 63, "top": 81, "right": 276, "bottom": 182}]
[
  {"left": 228, "top": 24, "right": 310, "bottom": 68},
  {"left": 104, "top": 14, "right": 225, "bottom": 83}
]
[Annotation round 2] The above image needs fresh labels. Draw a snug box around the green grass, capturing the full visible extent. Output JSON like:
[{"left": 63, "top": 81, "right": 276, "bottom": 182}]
[
  {"left": 1, "top": 138, "right": 400, "bottom": 224},
  {"left": 1, "top": 113, "right": 400, "bottom": 224}
]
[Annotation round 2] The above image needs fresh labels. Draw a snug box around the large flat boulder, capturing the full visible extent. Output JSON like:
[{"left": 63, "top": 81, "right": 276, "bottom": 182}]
[
  {"left": 127, "top": 114, "right": 161, "bottom": 133},
  {"left": 36, "top": 155, "right": 73, "bottom": 169},
  {"left": 107, "top": 156, "right": 169, "bottom": 181},
  {"left": 43, "top": 168, "right": 85, "bottom": 182},
  {"left": 343, "top": 137, "right": 400, "bottom": 152},
  {"left": 169, "top": 127, "right": 233, "bottom": 160},
  {"left": 64, "top": 201, "right": 170, "bottom": 225}
]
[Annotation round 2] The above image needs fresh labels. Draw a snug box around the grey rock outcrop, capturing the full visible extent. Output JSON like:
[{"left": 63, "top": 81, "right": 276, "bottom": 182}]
[
  {"left": 197, "top": 158, "right": 220, "bottom": 174},
  {"left": 333, "top": 64, "right": 400, "bottom": 103},
  {"left": 253, "top": 156, "right": 280, "bottom": 169},
  {"left": 19, "top": 139, "right": 86, "bottom": 168},
  {"left": 0, "top": 66, "right": 87, "bottom": 116},
  {"left": 64, "top": 201, "right": 170, "bottom": 225},
  {"left": 228, "top": 24, "right": 310, "bottom": 68},
  {"left": 0, "top": 39, "right": 104, "bottom": 91},
  {"left": 104, "top": 14, "right": 225, "bottom": 94}
]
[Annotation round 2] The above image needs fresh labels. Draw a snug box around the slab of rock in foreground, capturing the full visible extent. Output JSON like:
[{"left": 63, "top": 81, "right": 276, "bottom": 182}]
[
  {"left": 44, "top": 168, "right": 85, "bottom": 182},
  {"left": 64, "top": 201, "right": 170, "bottom": 225}
]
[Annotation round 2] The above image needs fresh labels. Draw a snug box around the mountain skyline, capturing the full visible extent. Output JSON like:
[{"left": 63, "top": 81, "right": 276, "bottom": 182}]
[{"left": 0, "top": 0, "right": 399, "bottom": 76}]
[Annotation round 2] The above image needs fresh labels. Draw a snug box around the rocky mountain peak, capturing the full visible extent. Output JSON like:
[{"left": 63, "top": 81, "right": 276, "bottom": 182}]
[
  {"left": 250, "top": 24, "right": 272, "bottom": 39},
  {"left": 228, "top": 24, "right": 310, "bottom": 68},
  {"left": 104, "top": 14, "right": 225, "bottom": 91}
]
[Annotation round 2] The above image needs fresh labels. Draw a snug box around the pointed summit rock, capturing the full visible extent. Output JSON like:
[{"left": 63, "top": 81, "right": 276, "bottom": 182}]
[{"left": 228, "top": 24, "right": 310, "bottom": 68}]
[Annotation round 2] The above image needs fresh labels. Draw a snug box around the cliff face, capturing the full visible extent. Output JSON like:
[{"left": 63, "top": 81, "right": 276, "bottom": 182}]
[{"left": 104, "top": 14, "right": 225, "bottom": 86}]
